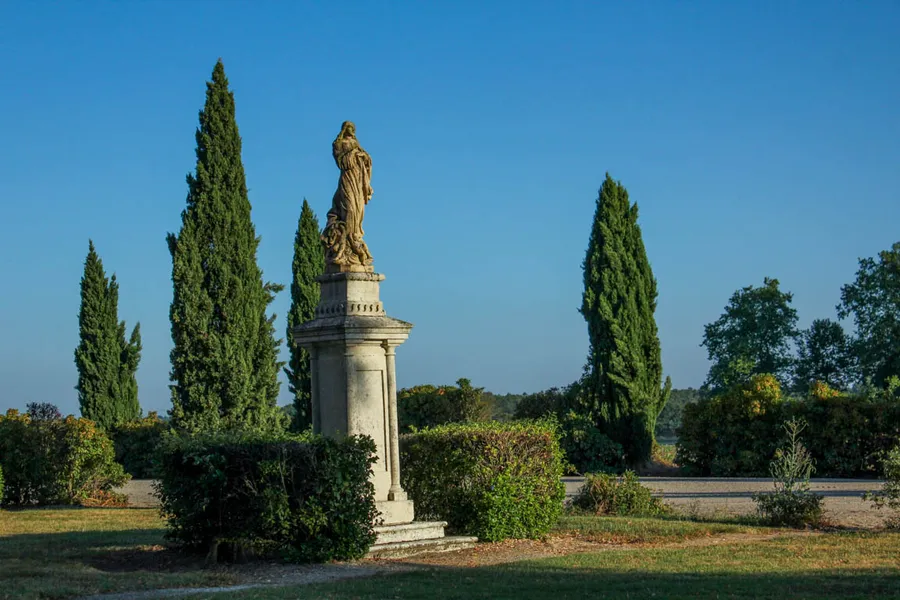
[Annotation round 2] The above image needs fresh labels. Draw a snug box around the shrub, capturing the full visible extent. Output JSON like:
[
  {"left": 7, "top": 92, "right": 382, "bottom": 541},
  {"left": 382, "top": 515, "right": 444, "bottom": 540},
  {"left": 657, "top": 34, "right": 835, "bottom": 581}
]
[
  {"left": 752, "top": 419, "right": 824, "bottom": 527},
  {"left": 400, "top": 420, "right": 566, "bottom": 542},
  {"left": 112, "top": 412, "right": 168, "bottom": 478},
  {"left": 398, "top": 378, "right": 490, "bottom": 432},
  {"left": 0, "top": 409, "right": 128, "bottom": 506},
  {"left": 557, "top": 411, "right": 625, "bottom": 474},
  {"left": 0, "top": 464, "right": 4, "bottom": 506},
  {"left": 156, "top": 431, "right": 378, "bottom": 563},
  {"left": 864, "top": 445, "right": 900, "bottom": 528},
  {"left": 570, "top": 470, "right": 669, "bottom": 517},
  {"left": 677, "top": 375, "right": 900, "bottom": 477}
]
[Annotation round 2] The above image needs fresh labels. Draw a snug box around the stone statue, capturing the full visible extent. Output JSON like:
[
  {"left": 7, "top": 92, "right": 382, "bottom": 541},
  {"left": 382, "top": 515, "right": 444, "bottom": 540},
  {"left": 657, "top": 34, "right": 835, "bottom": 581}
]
[{"left": 322, "top": 121, "right": 374, "bottom": 271}]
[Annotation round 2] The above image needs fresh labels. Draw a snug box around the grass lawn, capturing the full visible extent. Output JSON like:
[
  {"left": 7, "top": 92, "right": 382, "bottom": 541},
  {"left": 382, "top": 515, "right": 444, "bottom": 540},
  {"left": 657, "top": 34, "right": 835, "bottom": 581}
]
[
  {"left": 2, "top": 508, "right": 899, "bottom": 599},
  {"left": 201, "top": 532, "right": 900, "bottom": 600},
  {"left": 0, "top": 508, "right": 234, "bottom": 600},
  {"left": 555, "top": 514, "right": 767, "bottom": 543}
]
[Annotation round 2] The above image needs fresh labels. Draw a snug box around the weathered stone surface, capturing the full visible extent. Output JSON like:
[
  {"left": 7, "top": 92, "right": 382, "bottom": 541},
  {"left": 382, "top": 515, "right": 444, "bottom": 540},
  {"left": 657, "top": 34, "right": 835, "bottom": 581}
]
[
  {"left": 366, "top": 536, "right": 478, "bottom": 559},
  {"left": 374, "top": 521, "right": 448, "bottom": 545},
  {"left": 321, "top": 121, "right": 374, "bottom": 272}
]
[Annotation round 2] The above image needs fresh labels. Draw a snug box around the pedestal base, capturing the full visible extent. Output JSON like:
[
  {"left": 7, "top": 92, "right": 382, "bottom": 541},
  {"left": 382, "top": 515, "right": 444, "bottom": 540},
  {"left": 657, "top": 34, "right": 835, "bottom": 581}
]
[
  {"left": 368, "top": 521, "right": 477, "bottom": 559},
  {"left": 376, "top": 499, "right": 415, "bottom": 525}
]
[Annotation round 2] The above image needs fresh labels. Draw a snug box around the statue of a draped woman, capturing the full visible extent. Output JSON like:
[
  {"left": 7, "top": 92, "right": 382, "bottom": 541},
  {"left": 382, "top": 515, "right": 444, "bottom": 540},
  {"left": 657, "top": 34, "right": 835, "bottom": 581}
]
[{"left": 322, "top": 121, "right": 374, "bottom": 271}]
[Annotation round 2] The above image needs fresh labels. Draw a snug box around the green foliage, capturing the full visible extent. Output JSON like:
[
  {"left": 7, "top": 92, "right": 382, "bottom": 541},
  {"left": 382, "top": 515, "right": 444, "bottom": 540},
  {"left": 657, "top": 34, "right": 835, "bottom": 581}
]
[
  {"left": 557, "top": 411, "right": 625, "bottom": 474},
  {"left": 580, "top": 173, "right": 670, "bottom": 465},
  {"left": 677, "top": 374, "right": 786, "bottom": 476},
  {"left": 400, "top": 420, "right": 566, "bottom": 541},
  {"left": 75, "top": 240, "right": 142, "bottom": 430},
  {"left": 570, "top": 471, "right": 669, "bottom": 517},
  {"left": 702, "top": 277, "right": 798, "bottom": 394},
  {"left": 677, "top": 376, "right": 900, "bottom": 477},
  {"left": 838, "top": 241, "right": 900, "bottom": 388},
  {"left": 398, "top": 378, "right": 489, "bottom": 432},
  {"left": 156, "top": 430, "right": 378, "bottom": 562},
  {"left": 654, "top": 388, "right": 701, "bottom": 438},
  {"left": 0, "top": 463, "right": 4, "bottom": 506},
  {"left": 480, "top": 391, "right": 525, "bottom": 421},
  {"left": 112, "top": 412, "right": 168, "bottom": 478},
  {"left": 0, "top": 409, "right": 128, "bottom": 506},
  {"left": 285, "top": 199, "right": 324, "bottom": 432},
  {"left": 513, "top": 387, "right": 571, "bottom": 420},
  {"left": 752, "top": 419, "right": 824, "bottom": 527},
  {"left": 864, "top": 445, "right": 900, "bottom": 527},
  {"left": 792, "top": 318, "right": 855, "bottom": 393},
  {"left": 167, "top": 60, "right": 284, "bottom": 433}
]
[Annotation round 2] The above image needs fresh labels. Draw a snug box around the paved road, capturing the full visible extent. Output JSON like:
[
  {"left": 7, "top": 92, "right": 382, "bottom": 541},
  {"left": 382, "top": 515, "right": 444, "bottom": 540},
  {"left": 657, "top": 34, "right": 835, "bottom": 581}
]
[
  {"left": 564, "top": 476, "right": 887, "bottom": 528},
  {"left": 122, "top": 477, "right": 888, "bottom": 528}
]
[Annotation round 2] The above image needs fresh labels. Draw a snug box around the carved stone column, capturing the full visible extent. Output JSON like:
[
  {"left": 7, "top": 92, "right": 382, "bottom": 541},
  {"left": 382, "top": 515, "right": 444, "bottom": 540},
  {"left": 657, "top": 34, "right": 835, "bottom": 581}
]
[{"left": 384, "top": 341, "right": 406, "bottom": 501}]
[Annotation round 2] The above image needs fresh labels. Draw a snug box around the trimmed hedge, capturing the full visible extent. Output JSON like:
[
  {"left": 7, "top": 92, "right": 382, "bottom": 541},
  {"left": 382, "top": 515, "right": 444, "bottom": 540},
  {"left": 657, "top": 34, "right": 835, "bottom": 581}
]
[
  {"left": 112, "top": 412, "right": 168, "bottom": 478},
  {"left": 0, "top": 409, "right": 128, "bottom": 506},
  {"left": 156, "top": 431, "right": 378, "bottom": 563},
  {"left": 677, "top": 376, "right": 900, "bottom": 477},
  {"left": 400, "top": 420, "right": 566, "bottom": 542}
]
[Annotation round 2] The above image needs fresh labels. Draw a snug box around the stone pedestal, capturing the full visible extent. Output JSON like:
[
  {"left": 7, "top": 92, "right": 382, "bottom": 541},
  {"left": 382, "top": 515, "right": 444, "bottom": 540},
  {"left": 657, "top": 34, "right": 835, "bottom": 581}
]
[
  {"left": 292, "top": 271, "right": 414, "bottom": 524},
  {"left": 292, "top": 271, "right": 476, "bottom": 556}
]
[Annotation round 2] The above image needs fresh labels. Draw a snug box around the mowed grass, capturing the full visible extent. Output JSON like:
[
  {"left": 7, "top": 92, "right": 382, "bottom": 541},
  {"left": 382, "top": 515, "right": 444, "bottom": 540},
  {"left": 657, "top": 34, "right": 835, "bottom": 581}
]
[
  {"left": 0, "top": 508, "right": 234, "bottom": 600},
  {"left": 200, "top": 532, "right": 900, "bottom": 600},
  {"left": 555, "top": 514, "right": 769, "bottom": 543}
]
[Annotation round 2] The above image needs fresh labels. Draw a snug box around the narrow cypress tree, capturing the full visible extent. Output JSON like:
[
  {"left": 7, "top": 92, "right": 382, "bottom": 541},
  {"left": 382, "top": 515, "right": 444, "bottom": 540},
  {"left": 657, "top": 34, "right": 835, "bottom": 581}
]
[
  {"left": 285, "top": 199, "right": 324, "bottom": 431},
  {"left": 579, "top": 174, "right": 671, "bottom": 464},
  {"left": 75, "top": 240, "right": 142, "bottom": 429},
  {"left": 167, "top": 60, "right": 284, "bottom": 432}
]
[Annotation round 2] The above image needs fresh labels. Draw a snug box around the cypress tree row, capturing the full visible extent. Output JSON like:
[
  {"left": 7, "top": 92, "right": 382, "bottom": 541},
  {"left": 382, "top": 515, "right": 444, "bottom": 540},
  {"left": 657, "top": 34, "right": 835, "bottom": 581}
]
[
  {"left": 580, "top": 174, "right": 671, "bottom": 464},
  {"left": 75, "top": 240, "right": 142, "bottom": 429},
  {"left": 167, "top": 60, "right": 284, "bottom": 432},
  {"left": 285, "top": 199, "right": 324, "bottom": 432}
]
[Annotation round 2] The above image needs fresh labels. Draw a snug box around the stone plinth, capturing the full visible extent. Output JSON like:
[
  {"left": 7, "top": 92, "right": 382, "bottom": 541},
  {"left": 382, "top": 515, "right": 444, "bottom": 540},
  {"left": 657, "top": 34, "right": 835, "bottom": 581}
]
[{"left": 292, "top": 271, "right": 414, "bottom": 525}]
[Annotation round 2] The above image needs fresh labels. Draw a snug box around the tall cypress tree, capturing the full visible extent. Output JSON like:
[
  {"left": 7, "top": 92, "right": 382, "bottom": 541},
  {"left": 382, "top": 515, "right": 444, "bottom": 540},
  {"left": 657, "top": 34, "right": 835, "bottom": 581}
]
[
  {"left": 75, "top": 240, "right": 142, "bottom": 429},
  {"left": 167, "top": 60, "right": 284, "bottom": 432},
  {"left": 285, "top": 199, "right": 324, "bottom": 431},
  {"left": 579, "top": 174, "right": 671, "bottom": 464}
]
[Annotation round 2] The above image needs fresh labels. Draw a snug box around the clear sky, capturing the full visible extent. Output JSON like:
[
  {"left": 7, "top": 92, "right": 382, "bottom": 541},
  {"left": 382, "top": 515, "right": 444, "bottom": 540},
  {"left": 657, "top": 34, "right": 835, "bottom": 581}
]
[{"left": 1, "top": 1, "right": 898, "bottom": 417}]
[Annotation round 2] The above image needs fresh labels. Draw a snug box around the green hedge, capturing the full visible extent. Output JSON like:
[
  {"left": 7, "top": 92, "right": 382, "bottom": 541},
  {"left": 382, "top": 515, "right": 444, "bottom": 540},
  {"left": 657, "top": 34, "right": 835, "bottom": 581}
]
[
  {"left": 0, "top": 409, "right": 128, "bottom": 506},
  {"left": 677, "top": 376, "right": 900, "bottom": 477},
  {"left": 112, "top": 412, "right": 168, "bottom": 478},
  {"left": 400, "top": 420, "right": 566, "bottom": 541},
  {"left": 156, "top": 431, "right": 378, "bottom": 563}
]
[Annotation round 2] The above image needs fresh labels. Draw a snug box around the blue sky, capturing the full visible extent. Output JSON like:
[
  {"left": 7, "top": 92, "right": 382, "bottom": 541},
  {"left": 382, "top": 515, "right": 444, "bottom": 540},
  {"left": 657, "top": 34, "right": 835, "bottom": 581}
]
[{"left": 1, "top": 1, "right": 898, "bottom": 417}]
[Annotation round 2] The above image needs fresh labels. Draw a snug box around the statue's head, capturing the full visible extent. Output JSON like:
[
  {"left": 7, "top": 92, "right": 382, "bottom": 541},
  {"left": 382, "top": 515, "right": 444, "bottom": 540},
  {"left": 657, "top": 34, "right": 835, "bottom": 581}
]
[{"left": 338, "top": 121, "right": 356, "bottom": 139}]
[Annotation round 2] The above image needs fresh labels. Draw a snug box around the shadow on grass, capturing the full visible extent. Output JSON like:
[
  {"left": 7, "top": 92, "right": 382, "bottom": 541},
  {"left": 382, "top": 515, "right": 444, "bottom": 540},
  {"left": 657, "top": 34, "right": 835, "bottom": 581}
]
[
  {"left": 0, "top": 528, "right": 206, "bottom": 572},
  {"left": 280, "top": 560, "right": 900, "bottom": 600}
]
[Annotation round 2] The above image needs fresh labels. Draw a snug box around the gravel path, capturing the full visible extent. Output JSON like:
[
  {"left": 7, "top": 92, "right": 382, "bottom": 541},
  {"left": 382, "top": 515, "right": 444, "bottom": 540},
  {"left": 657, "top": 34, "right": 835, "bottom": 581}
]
[
  {"left": 564, "top": 476, "right": 887, "bottom": 527},
  {"left": 122, "top": 476, "right": 888, "bottom": 528}
]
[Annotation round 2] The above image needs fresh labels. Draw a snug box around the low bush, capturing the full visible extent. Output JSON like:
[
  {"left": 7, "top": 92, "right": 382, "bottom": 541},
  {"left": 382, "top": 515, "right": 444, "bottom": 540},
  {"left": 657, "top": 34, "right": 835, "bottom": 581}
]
[
  {"left": 0, "top": 409, "right": 128, "bottom": 506},
  {"left": 0, "top": 464, "right": 4, "bottom": 506},
  {"left": 677, "top": 376, "right": 900, "bottom": 477},
  {"left": 112, "top": 412, "right": 168, "bottom": 478},
  {"left": 570, "top": 471, "right": 669, "bottom": 517},
  {"left": 752, "top": 419, "right": 824, "bottom": 528},
  {"left": 400, "top": 420, "right": 566, "bottom": 542},
  {"left": 864, "top": 444, "right": 900, "bottom": 528},
  {"left": 156, "top": 431, "right": 378, "bottom": 563}
]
